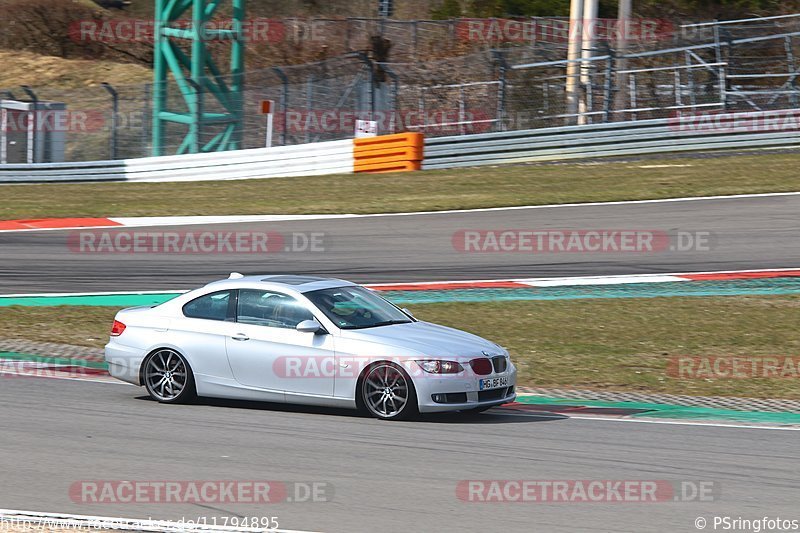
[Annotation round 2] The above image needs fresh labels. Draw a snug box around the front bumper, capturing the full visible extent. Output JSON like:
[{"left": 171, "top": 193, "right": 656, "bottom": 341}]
[{"left": 414, "top": 367, "right": 517, "bottom": 413}]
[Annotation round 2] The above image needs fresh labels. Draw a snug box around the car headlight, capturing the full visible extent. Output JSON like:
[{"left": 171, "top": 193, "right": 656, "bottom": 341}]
[{"left": 415, "top": 360, "right": 464, "bottom": 374}]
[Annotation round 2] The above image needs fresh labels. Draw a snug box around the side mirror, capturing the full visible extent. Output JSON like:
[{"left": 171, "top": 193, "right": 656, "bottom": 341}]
[
  {"left": 402, "top": 308, "right": 414, "bottom": 318},
  {"left": 296, "top": 319, "right": 323, "bottom": 334}
]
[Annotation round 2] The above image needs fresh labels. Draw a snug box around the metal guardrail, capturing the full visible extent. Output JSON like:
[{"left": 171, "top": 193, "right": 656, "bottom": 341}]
[
  {"left": 0, "top": 160, "right": 126, "bottom": 183},
  {"left": 3, "top": 111, "right": 799, "bottom": 182},
  {"left": 423, "top": 110, "right": 800, "bottom": 169},
  {"left": 0, "top": 139, "right": 354, "bottom": 183}
]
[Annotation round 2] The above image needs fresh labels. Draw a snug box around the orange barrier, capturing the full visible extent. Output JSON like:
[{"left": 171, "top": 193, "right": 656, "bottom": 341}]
[{"left": 353, "top": 133, "right": 423, "bottom": 173}]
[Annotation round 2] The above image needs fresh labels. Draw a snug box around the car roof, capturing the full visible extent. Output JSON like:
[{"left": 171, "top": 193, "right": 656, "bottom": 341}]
[{"left": 205, "top": 274, "right": 356, "bottom": 293}]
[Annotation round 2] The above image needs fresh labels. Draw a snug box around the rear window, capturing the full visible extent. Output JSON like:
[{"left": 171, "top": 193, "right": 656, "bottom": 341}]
[{"left": 182, "top": 290, "right": 233, "bottom": 321}]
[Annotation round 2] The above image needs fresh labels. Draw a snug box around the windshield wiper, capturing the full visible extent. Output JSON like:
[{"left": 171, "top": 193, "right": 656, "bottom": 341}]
[{"left": 347, "top": 319, "right": 412, "bottom": 329}]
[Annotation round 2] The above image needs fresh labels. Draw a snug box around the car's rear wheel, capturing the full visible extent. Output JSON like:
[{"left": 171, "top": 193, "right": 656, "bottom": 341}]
[
  {"left": 360, "top": 363, "right": 418, "bottom": 421},
  {"left": 142, "top": 349, "right": 196, "bottom": 404}
]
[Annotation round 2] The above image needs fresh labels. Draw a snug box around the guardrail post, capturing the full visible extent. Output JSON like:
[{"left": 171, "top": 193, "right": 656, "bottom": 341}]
[
  {"left": 602, "top": 45, "right": 614, "bottom": 123},
  {"left": 411, "top": 21, "right": 418, "bottom": 61},
  {"left": 785, "top": 36, "right": 798, "bottom": 108},
  {"left": 0, "top": 90, "right": 15, "bottom": 162},
  {"left": 356, "top": 51, "right": 375, "bottom": 120},
  {"left": 305, "top": 74, "right": 313, "bottom": 144},
  {"left": 272, "top": 67, "right": 289, "bottom": 146},
  {"left": 685, "top": 51, "right": 697, "bottom": 111},
  {"left": 101, "top": 83, "right": 120, "bottom": 160},
  {"left": 714, "top": 25, "right": 732, "bottom": 111},
  {"left": 142, "top": 83, "right": 151, "bottom": 158},
  {"left": 719, "top": 64, "right": 728, "bottom": 111},
  {"left": 21, "top": 86, "right": 38, "bottom": 164},
  {"left": 713, "top": 22, "right": 723, "bottom": 65},
  {"left": 492, "top": 49, "right": 508, "bottom": 132},
  {"left": 380, "top": 63, "right": 399, "bottom": 133}
]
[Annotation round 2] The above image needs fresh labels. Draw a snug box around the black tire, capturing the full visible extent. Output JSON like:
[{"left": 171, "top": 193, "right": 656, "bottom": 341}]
[
  {"left": 141, "top": 349, "right": 196, "bottom": 404},
  {"left": 358, "top": 362, "right": 418, "bottom": 421}
]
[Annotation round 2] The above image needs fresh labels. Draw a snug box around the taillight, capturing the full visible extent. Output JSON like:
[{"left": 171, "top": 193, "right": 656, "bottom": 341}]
[
  {"left": 470, "top": 358, "right": 493, "bottom": 375},
  {"left": 110, "top": 320, "right": 126, "bottom": 336}
]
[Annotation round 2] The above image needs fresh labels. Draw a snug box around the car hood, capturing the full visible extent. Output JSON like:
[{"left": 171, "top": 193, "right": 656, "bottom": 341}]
[{"left": 337, "top": 321, "right": 504, "bottom": 358}]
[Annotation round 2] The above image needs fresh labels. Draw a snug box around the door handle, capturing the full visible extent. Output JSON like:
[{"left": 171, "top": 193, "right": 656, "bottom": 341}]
[{"left": 231, "top": 333, "right": 250, "bottom": 341}]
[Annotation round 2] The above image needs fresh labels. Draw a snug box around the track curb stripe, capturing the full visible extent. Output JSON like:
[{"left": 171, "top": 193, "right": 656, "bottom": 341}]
[
  {"left": 514, "top": 394, "right": 800, "bottom": 426},
  {"left": 368, "top": 269, "right": 800, "bottom": 290},
  {"left": 0, "top": 217, "right": 121, "bottom": 231}
]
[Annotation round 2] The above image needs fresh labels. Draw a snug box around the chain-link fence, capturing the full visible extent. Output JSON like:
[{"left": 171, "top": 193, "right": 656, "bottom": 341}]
[{"left": 2, "top": 14, "right": 800, "bottom": 163}]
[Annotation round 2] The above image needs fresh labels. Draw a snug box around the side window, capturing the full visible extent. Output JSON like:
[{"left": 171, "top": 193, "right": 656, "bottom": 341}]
[
  {"left": 183, "top": 290, "right": 232, "bottom": 321},
  {"left": 237, "top": 289, "right": 315, "bottom": 329}
]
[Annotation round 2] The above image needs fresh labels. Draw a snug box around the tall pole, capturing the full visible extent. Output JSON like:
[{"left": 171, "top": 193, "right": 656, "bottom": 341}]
[
  {"left": 565, "top": 0, "right": 584, "bottom": 124},
  {"left": 615, "top": 0, "right": 632, "bottom": 119},
  {"left": 579, "top": 0, "right": 599, "bottom": 125}
]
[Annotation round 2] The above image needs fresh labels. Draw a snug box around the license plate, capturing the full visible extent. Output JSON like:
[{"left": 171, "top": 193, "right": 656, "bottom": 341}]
[{"left": 479, "top": 376, "right": 509, "bottom": 390}]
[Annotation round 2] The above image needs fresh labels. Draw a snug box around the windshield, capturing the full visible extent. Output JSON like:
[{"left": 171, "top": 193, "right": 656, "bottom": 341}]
[{"left": 305, "top": 286, "right": 413, "bottom": 330}]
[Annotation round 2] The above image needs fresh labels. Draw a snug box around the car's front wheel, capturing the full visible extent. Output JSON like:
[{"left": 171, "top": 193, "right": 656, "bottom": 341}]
[
  {"left": 142, "top": 349, "right": 196, "bottom": 404},
  {"left": 360, "top": 363, "right": 418, "bottom": 420}
]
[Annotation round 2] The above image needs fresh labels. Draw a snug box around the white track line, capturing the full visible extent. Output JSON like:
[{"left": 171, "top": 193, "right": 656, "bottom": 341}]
[
  {"left": 494, "top": 407, "right": 800, "bottom": 431},
  {"left": 566, "top": 415, "right": 800, "bottom": 431},
  {"left": 2, "top": 267, "right": 800, "bottom": 298},
  {"left": 490, "top": 410, "right": 800, "bottom": 430},
  {"left": 0, "top": 289, "right": 189, "bottom": 298},
  {"left": 2, "top": 191, "right": 799, "bottom": 233},
  {"left": 108, "top": 191, "right": 800, "bottom": 227},
  {"left": 0, "top": 509, "right": 317, "bottom": 532}
]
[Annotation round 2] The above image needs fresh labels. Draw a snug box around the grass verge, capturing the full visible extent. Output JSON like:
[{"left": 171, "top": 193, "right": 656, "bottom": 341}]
[
  {"left": 2, "top": 293, "right": 799, "bottom": 399},
  {"left": 2, "top": 152, "right": 800, "bottom": 219}
]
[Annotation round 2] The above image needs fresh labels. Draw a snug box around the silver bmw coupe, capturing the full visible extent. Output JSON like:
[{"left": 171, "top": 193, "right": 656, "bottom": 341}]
[{"left": 105, "top": 274, "right": 517, "bottom": 420}]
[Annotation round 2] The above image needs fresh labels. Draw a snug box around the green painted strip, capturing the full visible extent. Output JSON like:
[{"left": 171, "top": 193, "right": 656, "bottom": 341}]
[
  {"left": 383, "top": 278, "right": 800, "bottom": 305},
  {"left": 0, "top": 352, "right": 107, "bottom": 369},
  {"left": 0, "top": 293, "right": 181, "bottom": 307},
  {"left": 516, "top": 394, "right": 800, "bottom": 425}
]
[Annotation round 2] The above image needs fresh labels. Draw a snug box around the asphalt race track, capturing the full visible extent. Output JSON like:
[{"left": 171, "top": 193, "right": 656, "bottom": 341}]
[
  {"left": 1, "top": 378, "right": 798, "bottom": 533},
  {"left": 1, "top": 193, "right": 800, "bottom": 293},
  {"left": 2, "top": 193, "right": 800, "bottom": 532}
]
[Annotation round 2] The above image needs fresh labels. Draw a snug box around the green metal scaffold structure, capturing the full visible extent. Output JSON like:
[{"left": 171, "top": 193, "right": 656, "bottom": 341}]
[{"left": 152, "top": 0, "right": 245, "bottom": 156}]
